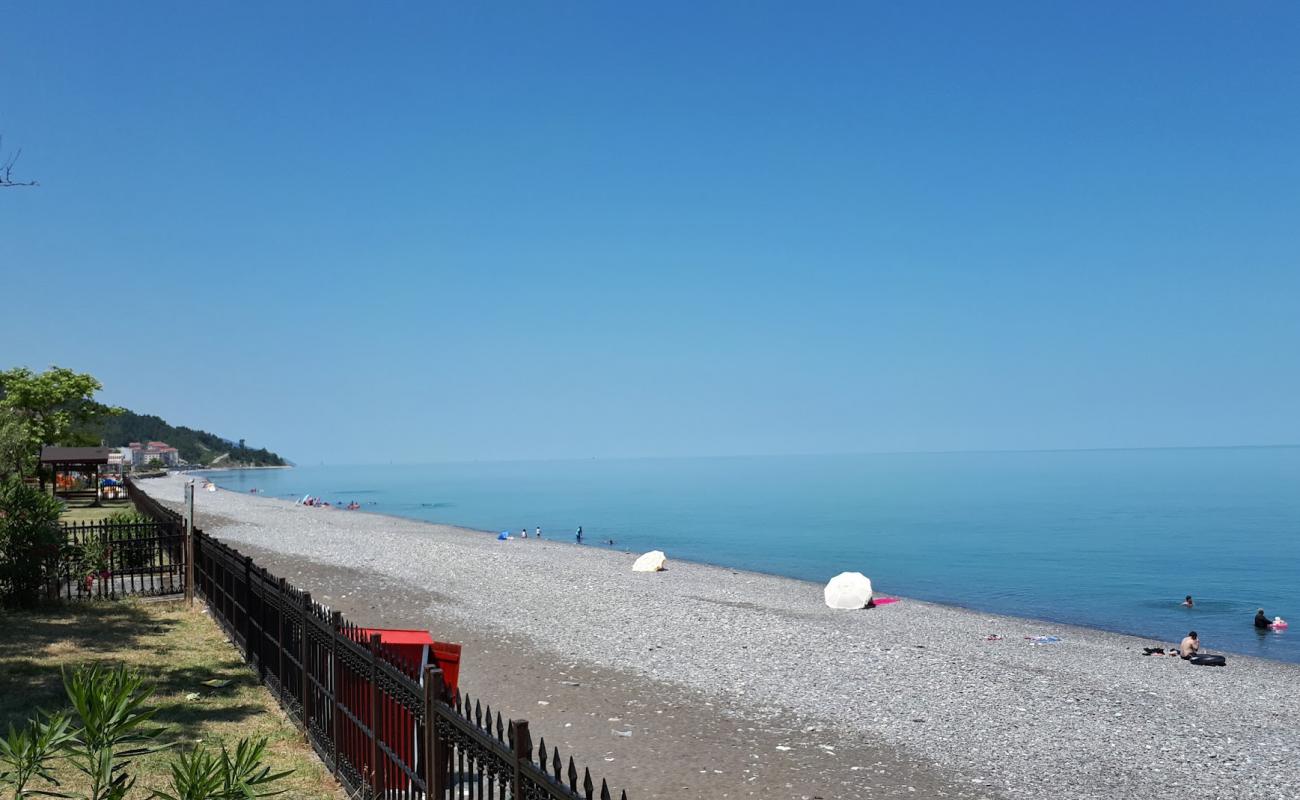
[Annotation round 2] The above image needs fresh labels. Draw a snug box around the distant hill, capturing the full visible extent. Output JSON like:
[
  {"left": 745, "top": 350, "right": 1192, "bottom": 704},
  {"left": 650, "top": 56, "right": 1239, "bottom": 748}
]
[{"left": 90, "top": 410, "right": 290, "bottom": 468}]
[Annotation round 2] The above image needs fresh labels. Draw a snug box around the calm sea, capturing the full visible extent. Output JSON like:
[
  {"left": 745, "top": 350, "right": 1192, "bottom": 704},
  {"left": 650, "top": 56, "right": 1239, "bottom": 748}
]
[{"left": 200, "top": 448, "right": 1300, "bottom": 663}]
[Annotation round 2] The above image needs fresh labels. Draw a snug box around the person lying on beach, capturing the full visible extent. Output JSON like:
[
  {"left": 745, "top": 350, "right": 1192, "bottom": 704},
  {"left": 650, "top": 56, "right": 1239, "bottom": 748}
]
[
  {"left": 1255, "top": 609, "right": 1271, "bottom": 629},
  {"left": 1179, "top": 631, "right": 1200, "bottom": 658}
]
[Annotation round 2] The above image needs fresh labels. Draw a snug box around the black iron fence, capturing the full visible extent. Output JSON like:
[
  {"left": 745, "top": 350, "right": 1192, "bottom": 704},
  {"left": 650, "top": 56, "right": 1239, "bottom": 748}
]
[
  {"left": 48, "top": 518, "right": 186, "bottom": 602},
  {"left": 125, "top": 478, "right": 629, "bottom": 800}
]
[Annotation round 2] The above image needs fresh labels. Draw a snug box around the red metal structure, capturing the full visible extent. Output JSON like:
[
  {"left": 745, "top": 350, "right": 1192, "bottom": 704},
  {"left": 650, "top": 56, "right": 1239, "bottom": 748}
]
[{"left": 340, "top": 628, "right": 462, "bottom": 794}]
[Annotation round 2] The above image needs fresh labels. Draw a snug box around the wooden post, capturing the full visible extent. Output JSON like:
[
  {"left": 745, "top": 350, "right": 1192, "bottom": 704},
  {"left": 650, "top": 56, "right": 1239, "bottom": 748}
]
[
  {"left": 330, "top": 611, "right": 342, "bottom": 776},
  {"left": 423, "top": 665, "right": 447, "bottom": 799},
  {"left": 300, "top": 591, "right": 312, "bottom": 732},
  {"left": 183, "top": 481, "right": 195, "bottom": 607},
  {"left": 368, "top": 633, "right": 384, "bottom": 798},
  {"left": 510, "top": 719, "right": 531, "bottom": 798}
]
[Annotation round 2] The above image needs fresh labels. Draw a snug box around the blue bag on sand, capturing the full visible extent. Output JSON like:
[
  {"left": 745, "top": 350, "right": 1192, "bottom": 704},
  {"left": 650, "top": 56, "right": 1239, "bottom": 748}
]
[{"left": 497, "top": 531, "right": 509, "bottom": 540}]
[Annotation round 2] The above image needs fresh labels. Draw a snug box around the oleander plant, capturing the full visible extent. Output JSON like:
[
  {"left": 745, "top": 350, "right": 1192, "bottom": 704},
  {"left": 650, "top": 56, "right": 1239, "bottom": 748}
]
[{"left": 0, "top": 665, "right": 290, "bottom": 800}]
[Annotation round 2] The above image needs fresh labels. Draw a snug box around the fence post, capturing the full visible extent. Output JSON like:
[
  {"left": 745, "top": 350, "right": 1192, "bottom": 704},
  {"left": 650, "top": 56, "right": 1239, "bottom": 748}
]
[
  {"left": 368, "top": 633, "right": 384, "bottom": 799},
  {"left": 243, "top": 556, "right": 255, "bottom": 667},
  {"left": 276, "top": 578, "right": 287, "bottom": 699},
  {"left": 258, "top": 567, "right": 271, "bottom": 682},
  {"left": 183, "top": 481, "right": 195, "bottom": 607},
  {"left": 423, "top": 666, "right": 447, "bottom": 799},
  {"left": 330, "top": 611, "right": 342, "bottom": 776},
  {"left": 510, "top": 719, "right": 531, "bottom": 798},
  {"left": 300, "top": 591, "right": 312, "bottom": 733}
]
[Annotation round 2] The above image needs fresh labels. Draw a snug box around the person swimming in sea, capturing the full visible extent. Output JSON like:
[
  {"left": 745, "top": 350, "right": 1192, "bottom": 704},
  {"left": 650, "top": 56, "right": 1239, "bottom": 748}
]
[
  {"left": 1183, "top": 595, "right": 1193, "bottom": 608},
  {"left": 1255, "top": 608, "right": 1271, "bottom": 629}
]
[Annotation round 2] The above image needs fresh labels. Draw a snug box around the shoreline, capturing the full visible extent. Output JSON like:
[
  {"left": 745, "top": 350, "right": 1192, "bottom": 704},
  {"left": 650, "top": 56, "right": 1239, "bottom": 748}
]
[
  {"left": 185, "top": 465, "right": 294, "bottom": 473},
  {"left": 222, "top": 483, "right": 1288, "bottom": 666},
  {"left": 140, "top": 475, "right": 1300, "bottom": 800}
]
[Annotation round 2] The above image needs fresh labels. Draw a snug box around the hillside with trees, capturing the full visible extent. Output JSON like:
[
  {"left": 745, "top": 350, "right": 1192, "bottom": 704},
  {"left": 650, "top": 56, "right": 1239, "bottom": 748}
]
[{"left": 91, "top": 409, "right": 289, "bottom": 468}]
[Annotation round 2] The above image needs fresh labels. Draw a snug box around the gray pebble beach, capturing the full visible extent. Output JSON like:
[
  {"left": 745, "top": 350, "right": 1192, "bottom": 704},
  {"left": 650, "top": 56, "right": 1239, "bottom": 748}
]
[{"left": 141, "top": 475, "right": 1300, "bottom": 800}]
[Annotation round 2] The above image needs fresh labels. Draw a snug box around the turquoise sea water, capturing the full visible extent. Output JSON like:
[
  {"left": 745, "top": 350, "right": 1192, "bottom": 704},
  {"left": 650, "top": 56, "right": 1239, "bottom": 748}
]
[{"left": 201, "top": 448, "right": 1300, "bottom": 663}]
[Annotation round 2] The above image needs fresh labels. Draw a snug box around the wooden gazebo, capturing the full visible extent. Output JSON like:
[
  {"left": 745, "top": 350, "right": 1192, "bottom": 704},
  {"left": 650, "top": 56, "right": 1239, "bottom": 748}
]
[{"left": 40, "top": 446, "right": 112, "bottom": 505}]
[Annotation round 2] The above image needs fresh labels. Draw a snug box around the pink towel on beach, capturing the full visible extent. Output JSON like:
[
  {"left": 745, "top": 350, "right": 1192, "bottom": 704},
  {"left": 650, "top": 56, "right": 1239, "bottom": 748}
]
[{"left": 872, "top": 596, "right": 899, "bottom": 606}]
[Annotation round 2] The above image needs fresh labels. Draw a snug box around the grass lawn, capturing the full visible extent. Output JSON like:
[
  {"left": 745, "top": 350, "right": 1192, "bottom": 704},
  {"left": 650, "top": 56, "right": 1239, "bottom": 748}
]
[
  {"left": 0, "top": 600, "right": 342, "bottom": 800},
  {"left": 57, "top": 498, "right": 136, "bottom": 523}
]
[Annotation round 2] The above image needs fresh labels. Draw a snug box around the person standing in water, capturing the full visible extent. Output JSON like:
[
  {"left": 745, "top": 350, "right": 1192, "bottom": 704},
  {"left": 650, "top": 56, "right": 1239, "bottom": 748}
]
[
  {"left": 535, "top": 526, "right": 542, "bottom": 539},
  {"left": 576, "top": 526, "right": 583, "bottom": 542},
  {"left": 1255, "top": 608, "right": 1272, "bottom": 629}
]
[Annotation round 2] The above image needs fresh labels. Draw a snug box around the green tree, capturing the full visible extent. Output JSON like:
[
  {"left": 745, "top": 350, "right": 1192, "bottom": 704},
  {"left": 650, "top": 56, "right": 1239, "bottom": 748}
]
[
  {"left": 0, "top": 477, "right": 64, "bottom": 607},
  {"left": 0, "top": 414, "right": 33, "bottom": 480},
  {"left": 0, "top": 367, "right": 120, "bottom": 477}
]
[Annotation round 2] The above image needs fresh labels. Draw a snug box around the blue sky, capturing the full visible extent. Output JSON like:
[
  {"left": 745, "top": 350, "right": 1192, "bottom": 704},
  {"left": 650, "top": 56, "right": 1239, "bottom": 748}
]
[{"left": 2, "top": 3, "right": 1297, "bottom": 464}]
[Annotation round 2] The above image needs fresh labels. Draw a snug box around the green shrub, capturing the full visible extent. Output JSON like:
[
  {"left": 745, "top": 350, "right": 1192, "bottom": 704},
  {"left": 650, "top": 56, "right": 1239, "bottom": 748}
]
[
  {"left": 0, "top": 665, "right": 292, "bottom": 800},
  {"left": 105, "top": 512, "right": 157, "bottom": 571},
  {"left": 0, "top": 709, "right": 75, "bottom": 799},
  {"left": 0, "top": 477, "right": 66, "bottom": 607}
]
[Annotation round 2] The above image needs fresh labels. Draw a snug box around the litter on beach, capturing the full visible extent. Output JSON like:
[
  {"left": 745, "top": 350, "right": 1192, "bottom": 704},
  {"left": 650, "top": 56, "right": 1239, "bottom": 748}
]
[{"left": 1027, "top": 635, "right": 1062, "bottom": 645}]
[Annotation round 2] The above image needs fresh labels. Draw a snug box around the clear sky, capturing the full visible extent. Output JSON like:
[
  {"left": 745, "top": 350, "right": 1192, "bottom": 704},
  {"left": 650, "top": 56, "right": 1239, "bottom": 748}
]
[{"left": 2, "top": 3, "right": 1297, "bottom": 464}]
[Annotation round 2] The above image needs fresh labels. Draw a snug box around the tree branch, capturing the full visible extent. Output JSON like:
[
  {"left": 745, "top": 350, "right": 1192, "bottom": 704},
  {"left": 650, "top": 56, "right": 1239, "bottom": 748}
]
[{"left": 0, "top": 136, "right": 38, "bottom": 187}]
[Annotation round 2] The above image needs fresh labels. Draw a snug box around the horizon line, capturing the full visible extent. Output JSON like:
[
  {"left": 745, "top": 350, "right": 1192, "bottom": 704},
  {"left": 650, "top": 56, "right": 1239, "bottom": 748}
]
[{"left": 253, "top": 442, "right": 1300, "bottom": 469}]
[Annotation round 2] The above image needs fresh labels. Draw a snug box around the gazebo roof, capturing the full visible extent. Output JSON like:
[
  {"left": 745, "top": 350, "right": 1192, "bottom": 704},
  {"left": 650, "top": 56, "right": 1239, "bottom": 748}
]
[{"left": 39, "top": 446, "right": 112, "bottom": 465}]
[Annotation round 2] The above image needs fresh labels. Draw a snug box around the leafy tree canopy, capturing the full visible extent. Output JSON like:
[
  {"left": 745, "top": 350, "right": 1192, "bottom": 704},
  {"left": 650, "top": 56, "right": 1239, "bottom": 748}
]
[{"left": 0, "top": 366, "right": 120, "bottom": 476}]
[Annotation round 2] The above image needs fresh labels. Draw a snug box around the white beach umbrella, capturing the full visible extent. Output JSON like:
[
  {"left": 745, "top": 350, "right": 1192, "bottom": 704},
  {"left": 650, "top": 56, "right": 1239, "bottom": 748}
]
[
  {"left": 823, "top": 572, "right": 873, "bottom": 609},
  {"left": 632, "top": 550, "right": 667, "bottom": 572}
]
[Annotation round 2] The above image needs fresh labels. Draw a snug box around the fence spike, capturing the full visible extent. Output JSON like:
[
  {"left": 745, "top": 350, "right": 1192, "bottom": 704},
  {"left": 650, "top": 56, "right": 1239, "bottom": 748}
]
[
  {"left": 583, "top": 768, "right": 594, "bottom": 799},
  {"left": 620, "top": 791, "right": 628, "bottom": 800},
  {"left": 600, "top": 779, "right": 612, "bottom": 800},
  {"left": 482, "top": 702, "right": 492, "bottom": 730},
  {"left": 537, "top": 737, "right": 547, "bottom": 768},
  {"left": 553, "top": 748, "right": 562, "bottom": 781},
  {"left": 474, "top": 698, "right": 482, "bottom": 727},
  {"left": 496, "top": 712, "right": 504, "bottom": 741},
  {"left": 567, "top": 757, "right": 578, "bottom": 791}
]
